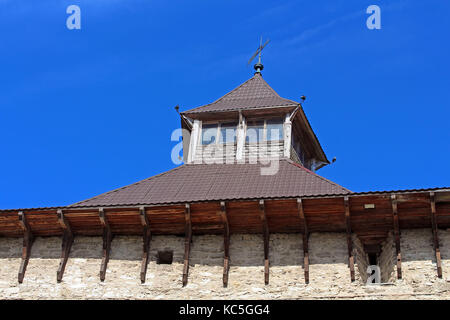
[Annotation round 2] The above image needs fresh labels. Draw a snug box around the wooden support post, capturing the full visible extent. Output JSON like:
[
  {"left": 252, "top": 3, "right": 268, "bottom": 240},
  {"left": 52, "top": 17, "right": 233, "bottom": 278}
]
[
  {"left": 344, "top": 196, "right": 355, "bottom": 282},
  {"left": 391, "top": 194, "right": 402, "bottom": 279},
  {"left": 259, "top": 200, "right": 270, "bottom": 285},
  {"left": 99, "top": 208, "right": 112, "bottom": 282},
  {"left": 56, "top": 209, "right": 74, "bottom": 282},
  {"left": 182, "top": 203, "right": 192, "bottom": 287},
  {"left": 140, "top": 206, "right": 151, "bottom": 283},
  {"left": 18, "top": 211, "right": 33, "bottom": 284},
  {"left": 220, "top": 201, "right": 230, "bottom": 287},
  {"left": 430, "top": 192, "right": 442, "bottom": 278},
  {"left": 297, "top": 198, "right": 309, "bottom": 284}
]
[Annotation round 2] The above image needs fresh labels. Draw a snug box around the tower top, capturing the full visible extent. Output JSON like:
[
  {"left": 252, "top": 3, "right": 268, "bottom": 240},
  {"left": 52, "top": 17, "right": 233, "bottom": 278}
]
[{"left": 247, "top": 37, "right": 270, "bottom": 74}]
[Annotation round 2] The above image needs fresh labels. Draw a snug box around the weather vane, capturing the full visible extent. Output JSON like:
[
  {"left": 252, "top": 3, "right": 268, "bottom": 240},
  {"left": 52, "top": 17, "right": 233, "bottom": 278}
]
[{"left": 248, "top": 37, "right": 270, "bottom": 74}]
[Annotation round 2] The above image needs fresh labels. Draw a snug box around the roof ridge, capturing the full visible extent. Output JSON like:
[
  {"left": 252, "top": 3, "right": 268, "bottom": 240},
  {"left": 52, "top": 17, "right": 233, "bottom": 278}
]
[
  {"left": 255, "top": 74, "right": 281, "bottom": 98},
  {"left": 184, "top": 75, "right": 259, "bottom": 113},
  {"left": 252, "top": 75, "right": 301, "bottom": 105},
  {"left": 283, "top": 158, "right": 352, "bottom": 193},
  {"left": 218, "top": 74, "right": 262, "bottom": 101},
  {"left": 70, "top": 164, "right": 187, "bottom": 206},
  {"left": 182, "top": 74, "right": 299, "bottom": 114}
]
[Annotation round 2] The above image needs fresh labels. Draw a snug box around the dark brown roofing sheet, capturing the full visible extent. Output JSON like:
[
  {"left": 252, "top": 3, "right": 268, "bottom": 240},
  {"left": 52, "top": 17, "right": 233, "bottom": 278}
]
[
  {"left": 183, "top": 73, "right": 298, "bottom": 114},
  {"left": 0, "top": 187, "right": 449, "bottom": 213},
  {"left": 70, "top": 159, "right": 351, "bottom": 207}
]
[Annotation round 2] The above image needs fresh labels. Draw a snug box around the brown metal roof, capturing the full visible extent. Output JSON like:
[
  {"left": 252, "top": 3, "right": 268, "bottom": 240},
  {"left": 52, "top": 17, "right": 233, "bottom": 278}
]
[
  {"left": 70, "top": 159, "right": 351, "bottom": 207},
  {"left": 1, "top": 187, "right": 449, "bottom": 213},
  {"left": 182, "top": 73, "right": 298, "bottom": 115}
]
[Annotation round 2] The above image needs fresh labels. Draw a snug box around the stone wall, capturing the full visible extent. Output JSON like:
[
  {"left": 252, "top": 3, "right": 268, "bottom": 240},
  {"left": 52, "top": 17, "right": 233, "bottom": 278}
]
[
  {"left": 0, "top": 230, "right": 449, "bottom": 299},
  {"left": 353, "top": 235, "right": 370, "bottom": 283},
  {"left": 439, "top": 228, "right": 450, "bottom": 282},
  {"left": 378, "top": 232, "right": 397, "bottom": 283}
]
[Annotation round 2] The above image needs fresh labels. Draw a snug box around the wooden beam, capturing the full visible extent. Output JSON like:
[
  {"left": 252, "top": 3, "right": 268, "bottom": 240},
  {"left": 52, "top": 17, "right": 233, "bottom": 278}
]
[
  {"left": 430, "top": 192, "right": 442, "bottom": 278},
  {"left": 139, "top": 206, "right": 151, "bottom": 283},
  {"left": 18, "top": 211, "right": 33, "bottom": 284},
  {"left": 344, "top": 196, "right": 355, "bottom": 282},
  {"left": 259, "top": 200, "right": 270, "bottom": 285},
  {"left": 220, "top": 201, "right": 230, "bottom": 287},
  {"left": 99, "top": 208, "right": 112, "bottom": 282},
  {"left": 391, "top": 194, "right": 402, "bottom": 279},
  {"left": 56, "top": 209, "right": 74, "bottom": 282},
  {"left": 297, "top": 198, "right": 309, "bottom": 284},
  {"left": 182, "top": 203, "right": 192, "bottom": 287}
]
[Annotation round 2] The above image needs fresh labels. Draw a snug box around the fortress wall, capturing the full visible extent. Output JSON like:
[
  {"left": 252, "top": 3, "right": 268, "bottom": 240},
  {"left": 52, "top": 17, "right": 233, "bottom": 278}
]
[
  {"left": 0, "top": 230, "right": 449, "bottom": 299},
  {"left": 378, "top": 232, "right": 397, "bottom": 283},
  {"left": 353, "top": 235, "right": 370, "bottom": 283},
  {"left": 400, "top": 229, "right": 439, "bottom": 285},
  {"left": 437, "top": 229, "right": 450, "bottom": 282}
]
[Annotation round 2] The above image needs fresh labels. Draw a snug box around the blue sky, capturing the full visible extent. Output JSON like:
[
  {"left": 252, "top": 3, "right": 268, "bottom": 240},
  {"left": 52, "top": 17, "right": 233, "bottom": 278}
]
[{"left": 1, "top": 0, "right": 449, "bottom": 209}]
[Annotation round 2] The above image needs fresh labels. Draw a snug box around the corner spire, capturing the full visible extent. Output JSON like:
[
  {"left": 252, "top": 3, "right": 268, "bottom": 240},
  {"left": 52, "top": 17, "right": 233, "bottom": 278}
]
[{"left": 247, "top": 37, "right": 270, "bottom": 75}]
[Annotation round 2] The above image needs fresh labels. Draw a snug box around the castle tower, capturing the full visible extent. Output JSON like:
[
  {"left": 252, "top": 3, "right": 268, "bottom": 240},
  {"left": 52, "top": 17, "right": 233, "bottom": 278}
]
[
  {"left": 180, "top": 67, "right": 329, "bottom": 171},
  {"left": 70, "top": 68, "right": 349, "bottom": 207}
]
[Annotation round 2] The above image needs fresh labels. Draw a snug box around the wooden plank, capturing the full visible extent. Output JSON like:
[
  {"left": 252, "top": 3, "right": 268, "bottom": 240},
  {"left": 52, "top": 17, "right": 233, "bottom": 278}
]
[
  {"left": 56, "top": 209, "right": 74, "bottom": 282},
  {"left": 182, "top": 204, "right": 192, "bottom": 287},
  {"left": 18, "top": 211, "right": 33, "bottom": 284},
  {"left": 220, "top": 201, "right": 230, "bottom": 287},
  {"left": 99, "top": 208, "right": 112, "bottom": 282},
  {"left": 391, "top": 194, "right": 402, "bottom": 279},
  {"left": 297, "top": 198, "right": 309, "bottom": 284},
  {"left": 430, "top": 192, "right": 442, "bottom": 278},
  {"left": 259, "top": 200, "right": 270, "bottom": 285},
  {"left": 140, "top": 206, "right": 151, "bottom": 283},
  {"left": 435, "top": 191, "right": 450, "bottom": 203},
  {"left": 344, "top": 197, "right": 355, "bottom": 282},
  {"left": 3, "top": 189, "right": 450, "bottom": 238}
]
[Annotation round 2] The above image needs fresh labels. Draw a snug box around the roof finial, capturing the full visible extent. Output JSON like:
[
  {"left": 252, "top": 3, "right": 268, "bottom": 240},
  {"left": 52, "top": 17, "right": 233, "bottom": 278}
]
[{"left": 248, "top": 37, "right": 270, "bottom": 75}]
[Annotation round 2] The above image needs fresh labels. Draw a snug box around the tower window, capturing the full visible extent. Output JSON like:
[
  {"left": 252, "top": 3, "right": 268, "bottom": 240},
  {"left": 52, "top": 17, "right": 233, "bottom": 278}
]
[
  {"left": 246, "top": 120, "right": 264, "bottom": 143},
  {"left": 157, "top": 250, "right": 173, "bottom": 264},
  {"left": 201, "top": 122, "right": 237, "bottom": 145},
  {"left": 201, "top": 123, "right": 218, "bottom": 145},
  {"left": 218, "top": 122, "right": 237, "bottom": 144},
  {"left": 246, "top": 118, "right": 283, "bottom": 143},
  {"left": 266, "top": 119, "right": 283, "bottom": 141}
]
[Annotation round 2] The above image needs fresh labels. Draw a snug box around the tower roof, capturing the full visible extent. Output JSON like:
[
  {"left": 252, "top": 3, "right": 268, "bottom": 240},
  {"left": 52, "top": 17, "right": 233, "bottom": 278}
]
[
  {"left": 182, "top": 73, "right": 298, "bottom": 115},
  {"left": 70, "top": 159, "right": 351, "bottom": 207}
]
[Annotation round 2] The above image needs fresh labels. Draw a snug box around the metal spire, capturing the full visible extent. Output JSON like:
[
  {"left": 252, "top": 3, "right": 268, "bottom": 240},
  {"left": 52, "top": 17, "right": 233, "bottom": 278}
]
[{"left": 248, "top": 37, "right": 270, "bottom": 74}]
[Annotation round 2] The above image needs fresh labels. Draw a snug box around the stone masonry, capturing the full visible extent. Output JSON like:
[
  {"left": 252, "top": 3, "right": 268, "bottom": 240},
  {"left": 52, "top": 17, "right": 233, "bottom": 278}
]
[{"left": 0, "top": 229, "right": 450, "bottom": 299}]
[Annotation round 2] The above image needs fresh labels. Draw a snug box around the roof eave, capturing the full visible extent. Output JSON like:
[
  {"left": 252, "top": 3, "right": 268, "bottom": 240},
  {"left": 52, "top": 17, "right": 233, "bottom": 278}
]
[
  {"left": 3, "top": 187, "right": 450, "bottom": 213},
  {"left": 181, "top": 105, "right": 297, "bottom": 120}
]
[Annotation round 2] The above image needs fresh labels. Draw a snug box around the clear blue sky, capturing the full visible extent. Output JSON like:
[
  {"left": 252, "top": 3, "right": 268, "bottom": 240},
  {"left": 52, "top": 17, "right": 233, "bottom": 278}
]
[{"left": 1, "top": 0, "right": 449, "bottom": 209}]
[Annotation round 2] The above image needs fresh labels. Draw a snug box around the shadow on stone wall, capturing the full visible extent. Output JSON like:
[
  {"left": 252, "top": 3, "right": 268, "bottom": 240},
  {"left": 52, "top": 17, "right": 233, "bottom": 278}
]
[
  {"left": 439, "top": 228, "right": 450, "bottom": 281},
  {"left": 0, "top": 237, "right": 22, "bottom": 259},
  {"left": 353, "top": 235, "right": 370, "bottom": 284},
  {"left": 0, "top": 229, "right": 443, "bottom": 272},
  {"left": 378, "top": 232, "right": 397, "bottom": 283},
  {"left": 0, "top": 233, "right": 338, "bottom": 268}
]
